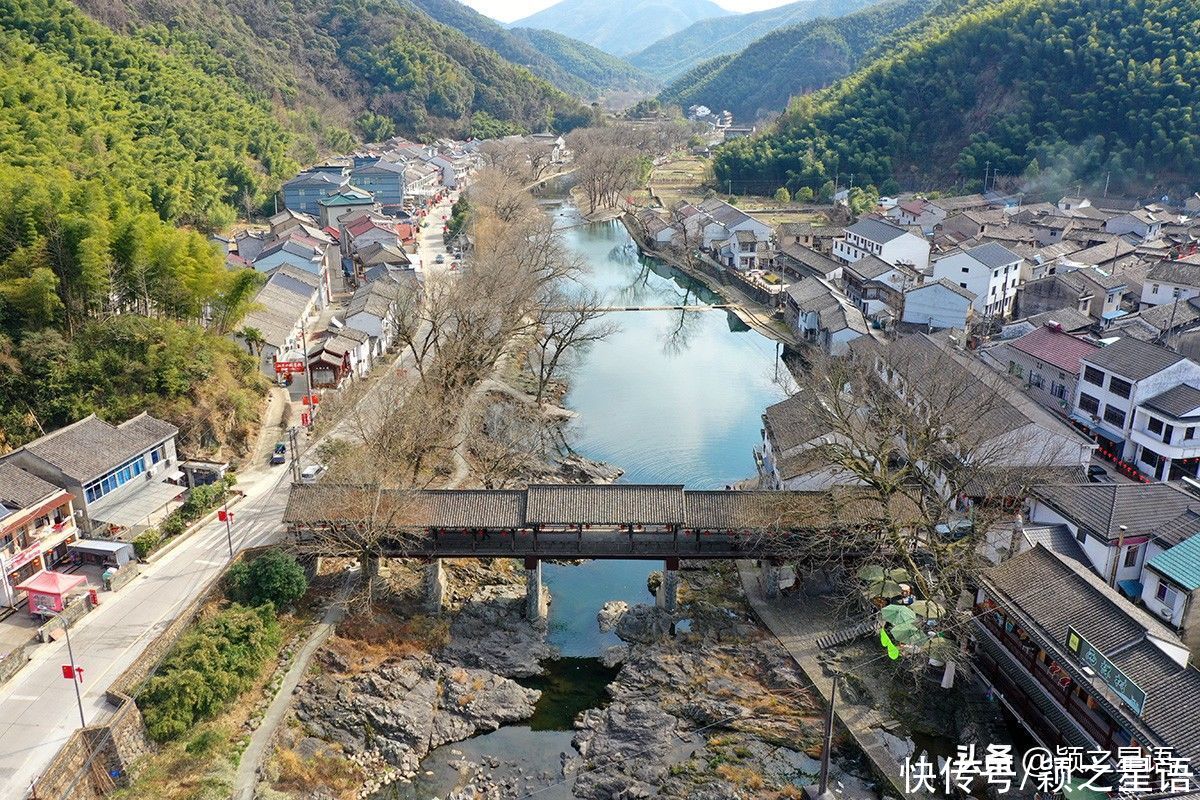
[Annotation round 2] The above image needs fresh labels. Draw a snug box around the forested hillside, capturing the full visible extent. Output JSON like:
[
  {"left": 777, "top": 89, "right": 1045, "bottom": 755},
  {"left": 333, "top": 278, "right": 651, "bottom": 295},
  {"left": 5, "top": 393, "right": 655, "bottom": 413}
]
[
  {"left": 510, "top": 0, "right": 730, "bottom": 57},
  {"left": 659, "top": 0, "right": 939, "bottom": 121},
  {"left": 0, "top": 0, "right": 277, "bottom": 452},
  {"left": 406, "top": 0, "right": 658, "bottom": 97},
  {"left": 629, "top": 0, "right": 881, "bottom": 82},
  {"left": 715, "top": 0, "right": 1200, "bottom": 197},
  {"left": 73, "top": 0, "right": 599, "bottom": 142}
]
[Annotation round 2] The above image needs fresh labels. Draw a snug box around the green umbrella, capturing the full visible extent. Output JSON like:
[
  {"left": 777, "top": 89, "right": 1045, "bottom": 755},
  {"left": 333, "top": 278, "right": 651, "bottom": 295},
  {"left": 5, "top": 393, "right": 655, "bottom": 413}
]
[
  {"left": 857, "top": 565, "right": 888, "bottom": 582},
  {"left": 862, "top": 578, "right": 902, "bottom": 599},
  {"left": 890, "top": 623, "right": 930, "bottom": 646},
  {"left": 880, "top": 604, "right": 918, "bottom": 626},
  {"left": 910, "top": 599, "right": 946, "bottom": 619},
  {"left": 886, "top": 567, "right": 912, "bottom": 583}
]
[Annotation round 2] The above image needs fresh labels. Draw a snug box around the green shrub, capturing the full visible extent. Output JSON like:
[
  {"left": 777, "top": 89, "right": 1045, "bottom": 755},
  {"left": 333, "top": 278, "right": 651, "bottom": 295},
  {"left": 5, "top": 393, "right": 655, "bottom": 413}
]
[
  {"left": 139, "top": 604, "right": 281, "bottom": 742},
  {"left": 773, "top": 187, "right": 791, "bottom": 204},
  {"left": 226, "top": 550, "right": 308, "bottom": 609},
  {"left": 160, "top": 514, "right": 186, "bottom": 538},
  {"left": 133, "top": 530, "right": 162, "bottom": 560}
]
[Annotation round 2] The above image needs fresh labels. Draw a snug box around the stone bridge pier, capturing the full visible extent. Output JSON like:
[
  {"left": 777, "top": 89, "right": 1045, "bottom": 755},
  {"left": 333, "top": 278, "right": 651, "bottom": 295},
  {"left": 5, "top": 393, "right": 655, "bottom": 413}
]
[
  {"left": 423, "top": 558, "right": 446, "bottom": 613},
  {"left": 762, "top": 558, "right": 783, "bottom": 600},
  {"left": 525, "top": 556, "right": 548, "bottom": 624},
  {"left": 655, "top": 557, "right": 680, "bottom": 613}
]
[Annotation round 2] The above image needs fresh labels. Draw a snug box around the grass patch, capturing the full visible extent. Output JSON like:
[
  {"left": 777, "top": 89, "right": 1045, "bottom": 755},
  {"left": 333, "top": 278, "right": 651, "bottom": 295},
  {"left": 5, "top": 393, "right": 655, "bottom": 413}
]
[{"left": 273, "top": 746, "right": 362, "bottom": 796}]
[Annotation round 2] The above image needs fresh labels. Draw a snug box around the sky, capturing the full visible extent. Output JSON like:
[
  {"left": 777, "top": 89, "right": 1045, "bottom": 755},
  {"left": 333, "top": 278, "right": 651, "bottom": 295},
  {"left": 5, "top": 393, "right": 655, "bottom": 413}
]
[{"left": 463, "top": 0, "right": 796, "bottom": 23}]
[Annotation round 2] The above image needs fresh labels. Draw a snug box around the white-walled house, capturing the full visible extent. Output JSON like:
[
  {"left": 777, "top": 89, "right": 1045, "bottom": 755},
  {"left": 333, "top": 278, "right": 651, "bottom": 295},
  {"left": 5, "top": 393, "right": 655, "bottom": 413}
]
[
  {"left": 1129, "top": 383, "right": 1200, "bottom": 481},
  {"left": 319, "top": 188, "right": 377, "bottom": 229},
  {"left": 931, "top": 241, "right": 1023, "bottom": 319},
  {"left": 1105, "top": 209, "right": 1163, "bottom": 241},
  {"left": 832, "top": 218, "right": 930, "bottom": 272},
  {"left": 1140, "top": 261, "right": 1200, "bottom": 308},
  {"left": 1071, "top": 337, "right": 1200, "bottom": 466},
  {"left": 697, "top": 198, "right": 773, "bottom": 252},
  {"left": 782, "top": 277, "right": 869, "bottom": 356},
  {"left": 758, "top": 394, "right": 863, "bottom": 490},
  {"left": 1025, "top": 481, "right": 1200, "bottom": 648},
  {"left": 901, "top": 278, "right": 976, "bottom": 331}
]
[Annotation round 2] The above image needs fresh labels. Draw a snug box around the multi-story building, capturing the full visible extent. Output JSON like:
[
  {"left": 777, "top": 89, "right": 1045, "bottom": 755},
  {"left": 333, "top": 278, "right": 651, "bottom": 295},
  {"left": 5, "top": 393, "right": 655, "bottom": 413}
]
[
  {"left": 832, "top": 218, "right": 930, "bottom": 272},
  {"left": 0, "top": 464, "right": 79, "bottom": 607},
  {"left": 281, "top": 170, "right": 348, "bottom": 217},
  {"left": 0, "top": 413, "right": 181, "bottom": 535},
  {"left": 1070, "top": 337, "right": 1200, "bottom": 465},
  {"left": 931, "top": 241, "right": 1023, "bottom": 319}
]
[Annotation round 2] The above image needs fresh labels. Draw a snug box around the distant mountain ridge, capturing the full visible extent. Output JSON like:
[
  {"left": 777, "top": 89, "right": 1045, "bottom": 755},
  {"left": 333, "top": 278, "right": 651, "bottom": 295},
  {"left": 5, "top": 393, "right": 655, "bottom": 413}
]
[
  {"left": 714, "top": 0, "right": 1200, "bottom": 196},
  {"left": 409, "top": 0, "right": 658, "bottom": 97},
  {"left": 629, "top": 0, "right": 882, "bottom": 81},
  {"left": 659, "top": 0, "right": 940, "bottom": 121},
  {"left": 510, "top": 0, "right": 732, "bottom": 57},
  {"left": 68, "top": 0, "right": 599, "bottom": 140}
]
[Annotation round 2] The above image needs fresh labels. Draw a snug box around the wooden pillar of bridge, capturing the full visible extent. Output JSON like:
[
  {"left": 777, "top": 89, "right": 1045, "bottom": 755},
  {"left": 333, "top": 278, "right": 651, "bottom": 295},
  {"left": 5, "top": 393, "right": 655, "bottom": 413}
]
[
  {"left": 657, "top": 557, "right": 680, "bottom": 613},
  {"left": 423, "top": 558, "right": 447, "bottom": 613},
  {"left": 524, "top": 556, "right": 547, "bottom": 625},
  {"left": 762, "top": 559, "right": 783, "bottom": 600}
]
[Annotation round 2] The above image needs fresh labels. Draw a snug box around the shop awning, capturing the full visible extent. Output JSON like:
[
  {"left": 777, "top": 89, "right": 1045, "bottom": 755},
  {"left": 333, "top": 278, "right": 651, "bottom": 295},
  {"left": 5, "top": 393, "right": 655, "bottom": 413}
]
[
  {"left": 14, "top": 570, "right": 86, "bottom": 596},
  {"left": 68, "top": 539, "right": 135, "bottom": 567},
  {"left": 88, "top": 480, "right": 184, "bottom": 529}
]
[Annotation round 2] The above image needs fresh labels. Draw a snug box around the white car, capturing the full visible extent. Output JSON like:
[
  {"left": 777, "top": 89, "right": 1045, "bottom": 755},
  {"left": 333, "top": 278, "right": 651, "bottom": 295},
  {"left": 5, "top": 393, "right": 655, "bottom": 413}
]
[{"left": 299, "top": 464, "right": 326, "bottom": 484}]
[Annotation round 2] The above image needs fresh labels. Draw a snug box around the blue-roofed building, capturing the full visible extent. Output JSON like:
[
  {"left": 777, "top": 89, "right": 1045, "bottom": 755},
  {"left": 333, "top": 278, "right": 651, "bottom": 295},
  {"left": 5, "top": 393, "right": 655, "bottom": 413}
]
[
  {"left": 350, "top": 159, "right": 406, "bottom": 213},
  {"left": 1143, "top": 531, "right": 1200, "bottom": 633},
  {"left": 282, "top": 170, "right": 349, "bottom": 217}
]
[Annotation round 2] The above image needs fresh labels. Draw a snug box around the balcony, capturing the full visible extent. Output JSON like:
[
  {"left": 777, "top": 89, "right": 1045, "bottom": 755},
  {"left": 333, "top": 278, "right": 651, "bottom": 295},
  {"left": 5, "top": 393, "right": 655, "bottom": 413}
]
[{"left": 1129, "top": 426, "right": 1200, "bottom": 460}]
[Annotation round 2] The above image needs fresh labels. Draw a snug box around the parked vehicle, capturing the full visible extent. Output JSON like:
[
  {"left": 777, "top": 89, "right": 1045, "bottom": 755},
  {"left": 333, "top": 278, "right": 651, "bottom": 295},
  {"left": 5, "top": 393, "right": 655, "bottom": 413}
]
[
  {"left": 1087, "top": 464, "right": 1115, "bottom": 483},
  {"left": 271, "top": 442, "right": 287, "bottom": 465},
  {"left": 299, "top": 464, "right": 326, "bottom": 484},
  {"left": 435, "top": 254, "right": 445, "bottom": 264}
]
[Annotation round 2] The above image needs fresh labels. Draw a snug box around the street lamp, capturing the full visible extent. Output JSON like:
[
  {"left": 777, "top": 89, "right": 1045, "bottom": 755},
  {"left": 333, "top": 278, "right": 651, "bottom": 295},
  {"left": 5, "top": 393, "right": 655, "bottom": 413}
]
[{"left": 36, "top": 603, "right": 87, "bottom": 729}]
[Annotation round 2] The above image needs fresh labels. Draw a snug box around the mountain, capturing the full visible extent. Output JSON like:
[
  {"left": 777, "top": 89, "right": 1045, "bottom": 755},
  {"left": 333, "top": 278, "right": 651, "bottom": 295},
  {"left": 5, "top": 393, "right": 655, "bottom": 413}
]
[
  {"left": 407, "top": 0, "right": 658, "bottom": 97},
  {"left": 509, "top": 0, "right": 732, "bottom": 57},
  {"left": 629, "top": 0, "right": 882, "bottom": 82},
  {"left": 659, "top": 0, "right": 939, "bottom": 121},
  {"left": 714, "top": 0, "right": 1200, "bottom": 197},
  {"left": 72, "top": 0, "right": 600, "bottom": 142}
]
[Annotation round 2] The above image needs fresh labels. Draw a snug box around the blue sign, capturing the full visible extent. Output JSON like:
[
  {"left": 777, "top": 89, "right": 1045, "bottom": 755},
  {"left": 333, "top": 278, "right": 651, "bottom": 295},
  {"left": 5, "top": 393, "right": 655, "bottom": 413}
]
[{"left": 1066, "top": 626, "right": 1147, "bottom": 715}]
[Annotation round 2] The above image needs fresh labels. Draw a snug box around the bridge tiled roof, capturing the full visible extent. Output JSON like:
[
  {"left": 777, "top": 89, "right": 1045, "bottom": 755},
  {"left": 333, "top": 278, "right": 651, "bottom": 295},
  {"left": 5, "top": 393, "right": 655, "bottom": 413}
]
[
  {"left": 525, "top": 485, "right": 685, "bottom": 526},
  {"left": 284, "top": 484, "right": 921, "bottom": 531}
]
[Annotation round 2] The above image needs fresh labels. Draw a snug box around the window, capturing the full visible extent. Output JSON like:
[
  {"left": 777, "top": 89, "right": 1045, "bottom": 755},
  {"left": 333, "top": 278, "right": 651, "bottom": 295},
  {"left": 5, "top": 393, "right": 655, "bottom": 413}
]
[
  {"left": 959, "top": 282, "right": 968, "bottom": 289},
  {"left": 1156, "top": 579, "right": 1180, "bottom": 607},
  {"left": 961, "top": 267, "right": 970, "bottom": 274},
  {"left": 1103, "top": 405, "right": 1127, "bottom": 428},
  {"left": 1008, "top": 361, "right": 1024, "bottom": 378},
  {"left": 1079, "top": 299, "right": 1092, "bottom": 313},
  {"left": 83, "top": 455, "right": 147, "bottom": 503},
  {"left": 1029, "top": 372, "right": 1044, "bottom": 388},
  {"left": 1174, "top": 287, "right": 1183, "bottom": 299},
  {"left": 1152, "top": 283, "right": 1161, "bottom": 294},
  {"left": 1109, "top": 377, "right": 1132, "bottom": 398},
  {"left": 993, "top": 270, "right": 1000, "bottom": 279},
  {"left": 1083, "top": 366, "right": 1105, "bottom": 387},
  {"left": 1123, "top": 544, "right": 1140, "bottom": 568},
  {"left": 1076, "top": 528, "right": 1087, "bottom": 543},
  {"left": 1148, "top": 416, "right": 1164, "bottom": 434},
  {"left": 1079, "top": 393, "right": 1100, "bottom": 415},
  {"left": 1188, "top": 426, "right": 1196, "bottom": 441}
]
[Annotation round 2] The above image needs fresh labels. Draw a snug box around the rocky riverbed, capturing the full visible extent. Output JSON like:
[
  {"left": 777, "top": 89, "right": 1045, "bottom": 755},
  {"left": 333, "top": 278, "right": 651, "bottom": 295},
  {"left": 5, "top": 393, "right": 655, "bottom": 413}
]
[{"left": 276, "top": 562, "right": 881, "bottom": 800}]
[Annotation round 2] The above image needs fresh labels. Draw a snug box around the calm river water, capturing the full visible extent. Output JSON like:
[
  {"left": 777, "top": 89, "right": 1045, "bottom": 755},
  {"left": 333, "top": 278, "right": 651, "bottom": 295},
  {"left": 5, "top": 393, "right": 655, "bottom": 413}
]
[{"left": 379, "top": 202, "right": 786, "bottom": 799}]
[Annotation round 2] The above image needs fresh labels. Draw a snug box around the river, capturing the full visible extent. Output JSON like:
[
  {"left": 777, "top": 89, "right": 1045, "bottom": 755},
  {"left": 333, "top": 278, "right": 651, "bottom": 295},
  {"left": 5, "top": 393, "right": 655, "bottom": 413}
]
[{"left": 378, "top": 202, "right": 787, "bottom": 799}]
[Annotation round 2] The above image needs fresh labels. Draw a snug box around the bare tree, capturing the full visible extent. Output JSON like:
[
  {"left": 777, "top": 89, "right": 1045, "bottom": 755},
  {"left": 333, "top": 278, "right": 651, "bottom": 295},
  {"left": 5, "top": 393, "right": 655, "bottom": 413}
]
[
  {"left": 755, "top": 334, "right": 1090, "bottom": 616},
  {"left": 528, "top": 287, "right": 619, "bottom": 403}
]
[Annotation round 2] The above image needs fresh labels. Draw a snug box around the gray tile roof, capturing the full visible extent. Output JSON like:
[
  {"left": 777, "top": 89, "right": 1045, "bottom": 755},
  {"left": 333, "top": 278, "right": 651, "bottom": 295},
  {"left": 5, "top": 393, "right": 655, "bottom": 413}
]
[
  {"left": 966, "top": 241, "right": 1021, "bottom": 269},
  {"left": 762, "top": 393, "right": 831, "bottom": 453},
  {"left": 0, "top": 463, "right": 62, "bottom": 510},
  {"left": 1033, "top": 482, "right": 1200, "bottom": 542},
  {"left": 1151, "top": 509, "right": 1200, "bottom": 549},
  {"left": 846, "top": 254, "right": 896, "bottom": 281},
  {"left": 776, "top": 243, "right": 842, "bottom": 278},
  {"left": 983, "top": 545, "right": 1200, "bottom": 761},
  {"left": 8, "top": 413, "right": 178, "bottom": 484},
  {"left": 911, "top": 277, "right": 976, "bottom": 302},
  {"left": 1020, "top": 523, "right": 1088, "bottom": 565},
  {"left": 846, "top": 217, "right": 908, "bottom": 245},
  {"left": 1082, "top": 337, "right": 1186, "bottom": 380},
  {"left": 1147, "top": 260, "right": 1200, "bottom": 287},
  {"left": 1141, "top": 384, "right": 1200, "bottom": 419},
  {"left": 525, "top": 484, "right": 686, "bottom": 526},
  {"left": 425, "top": 489, "right": 526, "bottom": 529}
]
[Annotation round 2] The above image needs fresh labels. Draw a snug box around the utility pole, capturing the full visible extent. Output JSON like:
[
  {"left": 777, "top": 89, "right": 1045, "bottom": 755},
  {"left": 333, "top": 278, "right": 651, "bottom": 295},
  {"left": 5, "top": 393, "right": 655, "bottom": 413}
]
[
  {"left": 299, "top": 314, "right": 316, "bottom": 431},
  {"left": 41, "top": 608, "right": 86, "bottom": 729},
  {"left": 288, "top": 427, "right": 302, "bottom": 483},
  {"left": 984, "top": 161, "right": 990, "bottom": 192},
  {"left": 221, "top": 498, "right": 234, "bottom": 558},
  {"left": 804, "top": 674, "right": 838, "bottom": 800},
  {"left": 1104, "top": 171, "right": 1111, "bottom": 198}
]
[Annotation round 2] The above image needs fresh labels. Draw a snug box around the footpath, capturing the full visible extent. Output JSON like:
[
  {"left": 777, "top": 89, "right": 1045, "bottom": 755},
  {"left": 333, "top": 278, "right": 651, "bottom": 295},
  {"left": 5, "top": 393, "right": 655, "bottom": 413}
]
[{"left": 735, "top": 560, "right": 917, "bottom": 799}]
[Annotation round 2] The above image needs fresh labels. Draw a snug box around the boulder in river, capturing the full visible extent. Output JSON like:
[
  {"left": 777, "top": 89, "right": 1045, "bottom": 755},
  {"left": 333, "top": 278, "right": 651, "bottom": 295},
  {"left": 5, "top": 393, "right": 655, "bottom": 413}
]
[
  {"left": 597, "top": 600, "right": 629, "bottom": 632},
  {"left": 614, "top": 604, "right": 673, "bottom": 644},
  {"left": 439, "top": 584, "right": 557, "bottom": 677}
]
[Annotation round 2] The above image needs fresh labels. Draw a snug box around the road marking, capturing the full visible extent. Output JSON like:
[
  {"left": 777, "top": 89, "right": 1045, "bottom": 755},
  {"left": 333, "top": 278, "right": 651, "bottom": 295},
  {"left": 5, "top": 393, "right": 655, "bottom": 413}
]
[
  {"left": 7, "top": 695, "right": 38, "bottom": 702},
  {"left": 196, "top": 559, "right": 223, "bottom": 567}
]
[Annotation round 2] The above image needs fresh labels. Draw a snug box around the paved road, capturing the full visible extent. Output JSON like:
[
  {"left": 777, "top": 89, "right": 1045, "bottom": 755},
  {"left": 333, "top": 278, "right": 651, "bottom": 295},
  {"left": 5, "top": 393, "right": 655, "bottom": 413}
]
[{"left": 0, "top": 463, "right": 292, "bottom": 799}]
